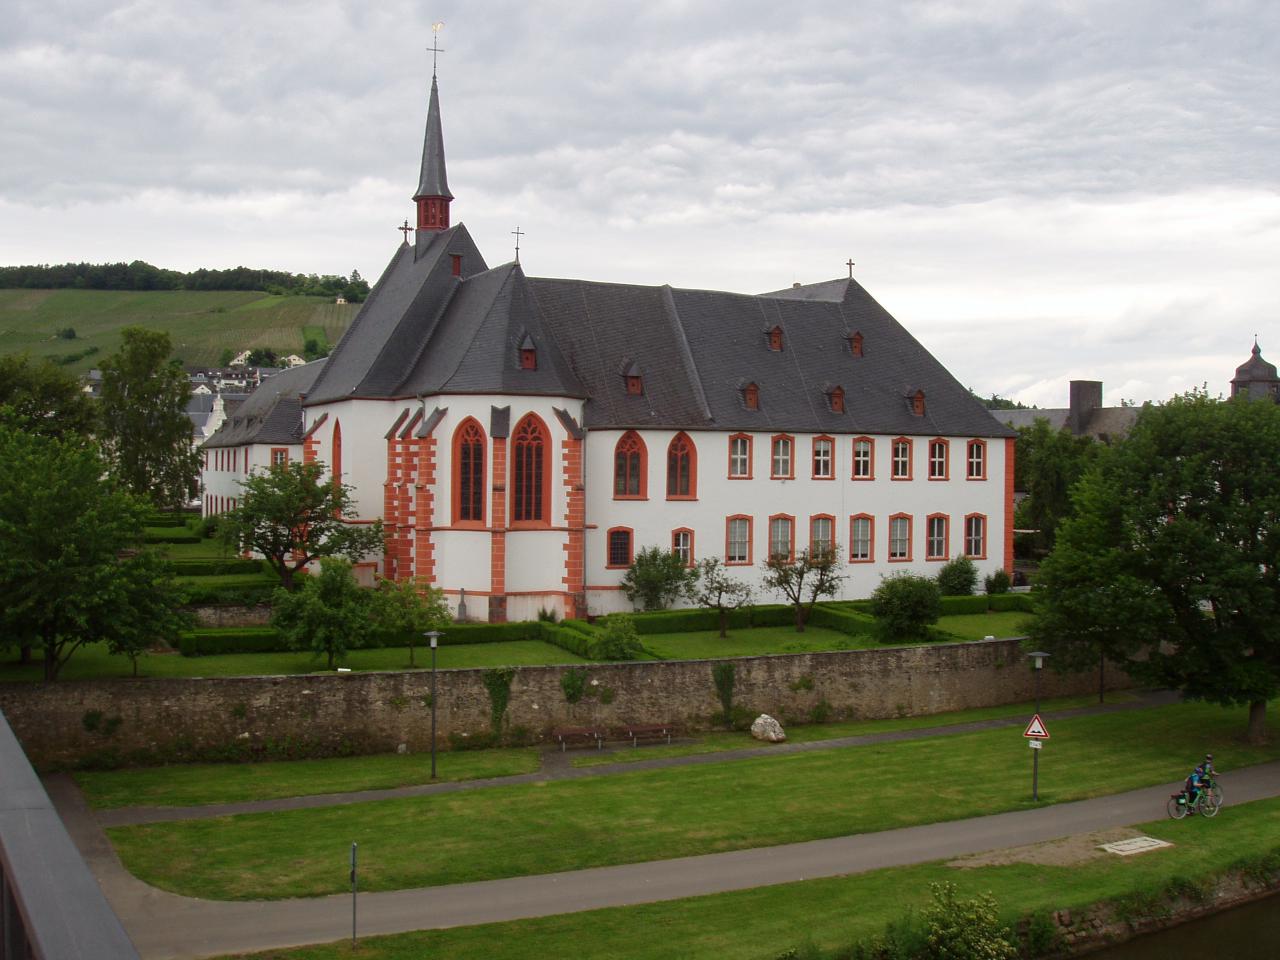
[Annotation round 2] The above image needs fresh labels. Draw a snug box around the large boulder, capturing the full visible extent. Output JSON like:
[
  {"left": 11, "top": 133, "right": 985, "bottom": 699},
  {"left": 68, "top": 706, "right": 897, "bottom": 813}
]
[{"left": 751, "top": 714, "right": 786, "bottom": 743}]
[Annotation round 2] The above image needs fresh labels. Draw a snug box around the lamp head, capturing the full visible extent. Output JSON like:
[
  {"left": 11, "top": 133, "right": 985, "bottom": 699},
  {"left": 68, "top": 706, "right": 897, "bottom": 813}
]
[{"left": 1027, "top": 650, "right": 1051, "bottom": 670}]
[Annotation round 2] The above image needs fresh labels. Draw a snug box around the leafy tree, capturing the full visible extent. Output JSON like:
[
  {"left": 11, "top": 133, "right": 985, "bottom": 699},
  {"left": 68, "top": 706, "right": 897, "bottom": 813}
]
[
  {"left": 922, "top": 882, "right": 1017, "bottom": 960},
  {"left": 686, "top": 557, "right": 753, "bottom": 637},
  {"left": 936, "top": 556, "right": 978, "bottom": 596},
  {"left": 1015, "top": 417, "right": 1096, "bottom": 555},
  {"left": 271, "top": 558, "right": 378, "bottom": 669},
  {"left": 0, "top": 354, "right": 98, "bottom": 438},
  {"left": 0, "top": 427, "right": 186, "bottom": 680},
  {"left": 98, "top": 327, "right": 199, "bottom": 509},
  {"left": 970, "top": 388, "right": 1030, "bottom": 411},
  {"left": 372, "top": 576, "right": 450, "bottom": 667},
  {"left": 870, "top": 574, "right": 941, "bottom": 643},
  {"left": 246, "top": 347, "right": 279, "bottom": 367},
  {"left": 1031, "top": 392, "right": 1280, "bottom": 743},
  {"left": 621, "top": 546, "right": 697, "bottom": 611},
  {"left": 983, "top": 569, "right": 1012, "bottom": 595},
  {"left": 219, "top": 460, "right": 384, "bottom": 590},
  {"left": 218, "top": 348, "right": 235, "bottom": 367},
  {"left": 761, "top": 547, "right": 845, "bottom": 632}
]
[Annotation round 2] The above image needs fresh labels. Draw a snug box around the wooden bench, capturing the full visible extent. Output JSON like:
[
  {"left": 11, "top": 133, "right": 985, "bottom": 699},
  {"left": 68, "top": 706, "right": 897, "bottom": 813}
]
[
  {"left": 610, "top": 723, "right": 676, "bottom": 747},
  {"left": 551, "top": 726, "right": 604, "bottom": 751}
]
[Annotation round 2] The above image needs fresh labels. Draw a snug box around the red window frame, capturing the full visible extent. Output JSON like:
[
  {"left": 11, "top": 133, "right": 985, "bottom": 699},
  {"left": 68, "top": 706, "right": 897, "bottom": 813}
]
[
  {"left": 891, "top": 437, "right": 913, "bottom": 480},
  {"left": 605, "top": 526, "right": 634, "bottom": 568},
  {"left": 520, "top": 348, "right": 537, "bottom": 370},
  {"left": 812, "top": 435, "right": 835, "bottom": 479},
  {"left": 829, "top": 387, "right": 845, "bottom": 413},
  {"left": 743, "top": 383, "right": 759, "bottom": 410},
  {"left": 965, "top": 513, "right": 988, "bottom": 559},
  {"left": 270, "top": 447, "right": 289, "bottom": 467},
  {"left": 768, "top": 326, "right": 783, "bottom": 351},
  {"left": 849, "top": 332, "right": 864, "bottom": 357},
  {"left": 511, "top": 413, "right": 551, "bottom": 526},
  {"left": 612, "top": 430, "right": 647, "bottom": 500},
  {"left": 666, "top": 432, "right": 697, "bottom": 500},
  {"left": 888, "top": 513, "right": 913, "bottom": 562},
  {"left": 725, "top": 515, "right": 753, "bottom": 565},
  {"left": 926, "top": 513, "right": 950, "bottom": 561},
  {"left": 809, "top": 513, "right": 835, "bottom": 556},
  {"left": 770, "top": 434, "right": 795, "bottom": 480},
  {"left": 625, "top": 375, "right": 643, "bottom": 395},
  {"left": 728, "top": 433, "right": 753, "bottom": 479},
  {"left": 967, "top": 439, "right": 988, "bottom": 480},
  {"left": 849, "top": 513, "right": 874, "bottom": 563},
  {"left": 451, "top": 254, "right": 462, "bottom": 276},
  {"left": 672, "top": 527, "right": 695, "bottom": 567},
  {"left": 852, "top": 436, "right": 875, "bottom": 480},
  {"left": 928, "top": 438, "right": 949, "bottom": 481},
  {"left": 912, "top": 390, "right": 926, "bottom": 416},
  {"left": 768, "top": 513, "right": 795, "bottom": 562},
  {"left": 452, "top": 417, "right": 487, "bottom": 525}
]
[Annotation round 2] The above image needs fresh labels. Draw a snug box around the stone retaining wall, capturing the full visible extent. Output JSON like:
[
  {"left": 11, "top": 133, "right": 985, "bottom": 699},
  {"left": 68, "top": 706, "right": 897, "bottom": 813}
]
[
  {"left": 0, "top": 639, "right": 1129, "bottom": 768},
  {"left": 186, "top": 604, "right": 273, "bottom": 627}
]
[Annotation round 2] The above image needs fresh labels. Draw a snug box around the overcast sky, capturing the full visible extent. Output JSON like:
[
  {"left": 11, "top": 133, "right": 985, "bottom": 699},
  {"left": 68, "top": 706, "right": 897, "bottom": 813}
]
[{"left": 4, "top": 0, "right": 1278, "bottom": 406}]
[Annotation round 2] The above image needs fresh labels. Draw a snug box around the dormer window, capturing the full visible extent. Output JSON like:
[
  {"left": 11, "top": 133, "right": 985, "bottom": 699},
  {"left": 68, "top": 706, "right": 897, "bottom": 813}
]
[
  {"left": 828, "top": 386, "right": 845, "bottom": 413},
  {"left": 743, "top": 382, "right": 760, "bottom": 410},
  {"left": 451, "top": 254, "right": 462, "bottom": 276},
  {"left": 519, "top": 333, "right": 537, "bottom": 370},
  {"left": 912, "top": 389, "right": 926, "bottom": 416},
  {"left": 626, "top": 375, "right": 643, "bottom": 395},
  {"left": 849, "top": 331, "right": 864, "bottom": 357},
  {"left": 767, "top": 326, "right": 784, "bottom": 351}
]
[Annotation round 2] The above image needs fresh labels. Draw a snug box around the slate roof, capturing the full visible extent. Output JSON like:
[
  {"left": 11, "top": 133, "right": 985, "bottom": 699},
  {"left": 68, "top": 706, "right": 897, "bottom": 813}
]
[
  {"left": 1233, "top": 342, "right": 1278, "bottom": 384},
  {"left": 414, "top": 76, "right": 452, "bottom": 200},
  {"left": 1001, "top": 406, "right": 1140, "bottom": 441},
  {"left": 203, "top": 360, "right": 326, "bottom": 449}
]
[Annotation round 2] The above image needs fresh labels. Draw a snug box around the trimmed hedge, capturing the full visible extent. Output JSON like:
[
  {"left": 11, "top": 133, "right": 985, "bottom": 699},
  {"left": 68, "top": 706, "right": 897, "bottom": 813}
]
[
  {"left": 616, "top": 603, "right": 800, "bottom": 634},
  {"left": 179, "top": 628, "right": 281, "bottom": 657},
  {"left": 171, "top": 558, "right": 264, "bottom": 576},
  {"left": 807, "top": 604, "right": 877, "bottom": 637},
  {"left": 145, "top": 531, "right": 200, "bottom": 545},
  {"left": 178, "top": 577, "right": 280, "bottom": 606},
  {"left": 543, "top": 624, "right": 597, "bottom": 659},
  {"left": 938, "top": 595, "right": 990, "bottom": 615},
  {"left": 988, "top": 592, "right": 1034, "bottom": 613}
]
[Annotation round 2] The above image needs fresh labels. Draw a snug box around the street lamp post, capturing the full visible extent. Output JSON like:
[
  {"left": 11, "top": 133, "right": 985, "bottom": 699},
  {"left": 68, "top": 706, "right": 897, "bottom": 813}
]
[
  {"left": 1027, "top": 650, "right": 1050, "bottom": 801},
  {"left": 425, "top": 630, "right": 442, "bottom": 779}
]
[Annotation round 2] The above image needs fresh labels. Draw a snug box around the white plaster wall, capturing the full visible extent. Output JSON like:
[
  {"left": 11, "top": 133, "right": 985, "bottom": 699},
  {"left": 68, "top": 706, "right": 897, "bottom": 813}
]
[
  {"left": 432, "top": 530, "right": 491, "bottom": 592},
  {"left": 582, "top": 429, "right": 1010, "bottom": 611},
  {"left": 504, "top": 530, "right": 568, "bottom": 593},
  {"left": 302, "top": 398, "right": 403, "bottom": 521}
]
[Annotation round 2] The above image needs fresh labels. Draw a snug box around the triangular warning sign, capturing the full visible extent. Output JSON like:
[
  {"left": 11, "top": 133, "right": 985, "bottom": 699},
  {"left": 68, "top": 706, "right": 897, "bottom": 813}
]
[{"left": 1023, "top": 714, "right": 1050, "bottom": 740}]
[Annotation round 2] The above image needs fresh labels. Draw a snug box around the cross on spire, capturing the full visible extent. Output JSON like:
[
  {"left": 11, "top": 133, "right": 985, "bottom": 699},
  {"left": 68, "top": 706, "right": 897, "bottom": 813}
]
[
  {"left": 512, "top": 225, "right": 525, "bottom": 263},
  {"left": 846, "top": 258, "right": 856, "bottom": 278},
  {"left": 429, "top": 21, "right": 445, "bottom": 80},
  {"left": 398, "top": 219, "right": 414, "bottom": 243}
]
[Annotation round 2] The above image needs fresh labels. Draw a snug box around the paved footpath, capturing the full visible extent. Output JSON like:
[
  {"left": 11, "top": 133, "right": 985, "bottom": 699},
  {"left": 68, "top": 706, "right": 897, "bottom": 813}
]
[{"left": 45, "top": 698, "right": 1280, "bottom": 960}]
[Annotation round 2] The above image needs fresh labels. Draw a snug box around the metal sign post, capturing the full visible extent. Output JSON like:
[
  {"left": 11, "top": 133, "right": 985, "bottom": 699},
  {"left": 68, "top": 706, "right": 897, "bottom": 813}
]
[{"left": 350, "top": 841, "right": 358, "bottom": 949}]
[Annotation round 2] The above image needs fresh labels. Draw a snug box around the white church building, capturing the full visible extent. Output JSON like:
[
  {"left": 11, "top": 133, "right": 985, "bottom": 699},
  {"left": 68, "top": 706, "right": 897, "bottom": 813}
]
[{"left": 202, "top": 68, "right": 1016, "bottom": 623}]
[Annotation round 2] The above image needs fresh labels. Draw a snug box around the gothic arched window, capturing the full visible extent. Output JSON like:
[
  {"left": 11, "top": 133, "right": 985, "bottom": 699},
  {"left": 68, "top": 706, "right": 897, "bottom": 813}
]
[
  {"left": 512, "top": 414, "right": 550, "bottom": 524},
  {"left": 666, "top": 432, "right": 696, "bottom": 499},
  {"left": 613, "top": 431, "right": 647, "bottom": 499},
  {"left": 453, "top": 418, "right": 486, "bottom": 524}
]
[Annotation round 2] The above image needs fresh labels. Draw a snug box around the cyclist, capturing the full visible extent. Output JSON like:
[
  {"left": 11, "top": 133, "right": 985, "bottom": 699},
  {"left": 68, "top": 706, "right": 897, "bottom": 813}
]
[{"left": 1182, "top": 754, "right": 1215, "bottom": 806}]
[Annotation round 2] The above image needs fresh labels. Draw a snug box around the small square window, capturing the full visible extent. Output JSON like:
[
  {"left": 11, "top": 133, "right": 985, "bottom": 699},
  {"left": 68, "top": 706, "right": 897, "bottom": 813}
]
[
  {"left": 626, "top": 375, "right": 643, "bottom": 395},
  {"left": 520, "top": 348, "right": 537, "bottom": 370}
]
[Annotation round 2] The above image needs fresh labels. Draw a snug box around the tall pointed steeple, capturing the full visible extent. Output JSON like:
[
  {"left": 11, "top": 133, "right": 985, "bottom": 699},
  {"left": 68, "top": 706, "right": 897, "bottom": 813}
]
[{"left": 413, "top": 74, "right": 453, "bottom": 232}]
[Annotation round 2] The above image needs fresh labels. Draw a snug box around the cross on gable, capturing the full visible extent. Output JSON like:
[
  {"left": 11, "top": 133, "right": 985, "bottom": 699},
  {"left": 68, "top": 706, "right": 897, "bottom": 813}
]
[
  {"left": 398, "top": 219, "right": 414, "bottom": 242},
  {"left": 846, "top": 258, "right": 856, "bottom": 278}
]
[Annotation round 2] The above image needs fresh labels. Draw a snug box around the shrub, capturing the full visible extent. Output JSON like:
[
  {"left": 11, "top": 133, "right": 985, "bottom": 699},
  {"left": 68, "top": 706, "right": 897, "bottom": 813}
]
[
  {"left": 937, "top": 595, "right": 989, "bottom": 616},
  {"left": 561, "top": 666, "right": 588, "bottom": 705},
  {"left": 622, "top": 546, "right": 697, "bottom": 611},
  {"left": 712, "top": 661, "right": 735, "bottom": 728},
  {"left": 171, "top": 558, "right": 263, "bottom": 576},
  {"left": 936, "top": 556, "right": 978, "bottom": 596},
  {"left": 987, "top": 592, "right": 1033, "bottom": 613},
  {"left": 597, "top": 615, "right": 644, "bottom": 661},
  {"left": 482, "top": 667, "right": 516, "bottom": 734},
  {"left": 870, "top": 574, "right": 941, "bottom": 644},
  {"left": 178, "top": 628, "right": 283, "bottom": 656},
  {"left": 807, "top": 604, "right": 877, "bottom": 638},
  {"left": 923, "top": 882, "right": 1017, "bottom": 959},
  {"left": 542, "top": 624, "right": 597, "bottom": 659},
  {"left": 984, "top": 568, "right": 1012, "bottom": 595}
]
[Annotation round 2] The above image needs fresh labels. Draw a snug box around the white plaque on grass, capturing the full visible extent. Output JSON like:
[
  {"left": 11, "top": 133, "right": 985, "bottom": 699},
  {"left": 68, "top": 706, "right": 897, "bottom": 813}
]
[{"left": 1099, "top": 837, "right": 1172, "bottom": 856}]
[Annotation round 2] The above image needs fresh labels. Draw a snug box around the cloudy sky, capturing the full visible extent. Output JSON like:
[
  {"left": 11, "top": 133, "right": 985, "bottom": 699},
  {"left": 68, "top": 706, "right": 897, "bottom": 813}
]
[{"left": 4, "top": 0, "right": 1278, "bottom": 406}]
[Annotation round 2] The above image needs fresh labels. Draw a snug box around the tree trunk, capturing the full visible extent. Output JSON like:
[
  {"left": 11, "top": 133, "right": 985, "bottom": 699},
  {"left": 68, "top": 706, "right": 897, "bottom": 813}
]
[
  {"left": 1098, "top": 651, "right": 1105, "bottom": 704},
  {"left": 19, "top": 643, "right": 31, "bottom": 665},
  {"left": 280, "top": 564, "right": 295, "bottom": 591},
  {"left": 794, "top": 602, "right": 806, "bottom": 633},
  {"left": 718, "top": 609, "right": 728, "bottom": 638},
  {"left": 43, "top": 643, "right": 57, "bottom": 683},
  {"left": 1246, "top": 699, "right": 1267, "bottom": 745}
]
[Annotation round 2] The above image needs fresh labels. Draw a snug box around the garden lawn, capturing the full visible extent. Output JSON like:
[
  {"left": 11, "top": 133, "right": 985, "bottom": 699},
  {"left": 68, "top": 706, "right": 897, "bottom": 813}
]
[
  {"left": 642, "top": 625, "right": 877, "bottom": 659},
  {"left": 0, "top": 640, "right": 585, "bottom": 682},
  {"left": 569, "top": 692, "right": 1133, "bottom": 767},
  {"left": 76, "top": 747, "right": 541, "bottom": 809},
  {"left": 936, "top": 611, "right": 1032, "bottom": 641},
  {"left": 108, "top": 698, "right": 1280, "bottom": 900},
  {"left": 217, "top": 796, "right": 1280, "bottom": 960}
]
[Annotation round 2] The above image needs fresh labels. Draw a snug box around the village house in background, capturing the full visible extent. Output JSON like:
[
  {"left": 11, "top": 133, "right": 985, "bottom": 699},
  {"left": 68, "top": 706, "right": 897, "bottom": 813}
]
[{"left": 200, "top": 68, "right": 1018, "bottom": 621}]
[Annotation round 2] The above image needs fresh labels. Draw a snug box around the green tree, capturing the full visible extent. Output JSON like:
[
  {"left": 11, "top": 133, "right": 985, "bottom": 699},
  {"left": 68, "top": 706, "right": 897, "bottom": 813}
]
[
  {"left": 98, "top": 327, "right": 199, "bottom": 508},
  {"left": 761, "top": 547, "right": 845, "bottom": 632},
  {"left": 597, "top": 615, "right": 644, "bottom": 661},
  {"left": 218, "top": 348, "right": 235, "bottom": 367},
  {"left": 0, "top": 427, "right": 186, "bottom": 680},
  {"left": 247, "top": 347, "right": 279, "bottom": 367},
  {"left": 372, "top": 576, "right": 450, "bottom": 667},
  {"left": 621, "top": 546, "right": 697, "bottom": 611},
  {"left": 219, "top": 460, "right": 384, "bottom": 591},
  {"left": 271, "top": 558, "right": 377, "bottom": 669},
  {"left": 1031, "top": 392, "right": 1280, "bottom": 743},
  {"left": 936, "top": 556, "right": 978, "bottom": 596},
  {"left": 1015, "top": 417, "right": 1096, "bottom": 555},
  {"left": 870, "top": 573, "right": 941, "bottom": 643},
  {"left": 922, "top": 882, "right": 1017, "bottom": 960},
  {"left": 0, "top": 354, "right": 98, "bottom": 438},
  {"left": 686, "top": 557, "right": 753, "bottom": 637}
]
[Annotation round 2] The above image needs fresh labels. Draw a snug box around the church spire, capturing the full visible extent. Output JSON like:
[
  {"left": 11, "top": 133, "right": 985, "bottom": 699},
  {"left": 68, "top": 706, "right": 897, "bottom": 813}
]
[{"left": 413, "top": 48, "right": 453, "bottom": 232}]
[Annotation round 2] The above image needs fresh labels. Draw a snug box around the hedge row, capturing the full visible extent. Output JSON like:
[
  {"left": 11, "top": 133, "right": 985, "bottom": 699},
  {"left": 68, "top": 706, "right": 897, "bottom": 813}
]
[
  {"left": 145, "top": 531, "right": 200, "bottom": 545},
  {"left": 938, "top": 595, "right": 990, "bottom": 615},
  {"left": 619, "top": 603, "right": 798, "bottom": 635},
  {"left": 179, "top": 628, "right": 281, "bottom": 656},
  {"left": 178, "top": 579, "right": 280, "bottom": 606},
  {"left": 988, "top": 592, "right": 1034, "bottom": 613},
  {"left": 542, "top": 624, "right": 596, "bottom": 659},
  {"left": 145, "top": 515, "right": 188, "bottom": 528},
  {"left": 171, "top": 558, "right": 263, "bottom": 576},
  {"left": 807, "top": 604, "right": 877, "bottom": 637}
]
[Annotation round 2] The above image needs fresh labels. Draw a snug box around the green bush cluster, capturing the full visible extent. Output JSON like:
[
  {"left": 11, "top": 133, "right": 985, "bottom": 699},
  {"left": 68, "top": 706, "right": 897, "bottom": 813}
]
[
  {"left": 936, "top": 556, "right": 978, "bottom": 596},
  {"left": 937, "top": 595, "right": 989, "bottom": 615},
  {"left": 987, "top": 593, "right": 1032, "bottom": 613},
  {"left": 171, "top": 558, "right": 263, "bottom": 577},
  {"left": 622, "top": 603, "right": 796, "bottom": 635},
  {"left": 807, "top": 605, "right": 877, "bottom": 637},
  {"left": 144, "top": 531, "right": 200, "bottom": 545},
  {"left": 984, "top": 569, "right": 1012, "bottom": 595},
  {"left": 178, "top": 628, "right": 281, "bottom": 656}
]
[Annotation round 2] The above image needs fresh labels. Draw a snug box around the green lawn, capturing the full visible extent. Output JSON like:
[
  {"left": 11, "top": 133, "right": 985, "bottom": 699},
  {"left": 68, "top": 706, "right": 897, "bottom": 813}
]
[
  {"left": 936, "top": 610, "right": 1032, "bottom": 640},
  {"left": 219, "top": 796, "right": 1280, "bottom": 960},
  {"left": 0, "top": 640, "right": 585, "bottom": 682},
  {"left": 77, "top": 747, "right": 542, "bottom": 809},
  {"left": 569, "top": 691, "right": 1133, "bottom": 768},
  {"left": 642, "top": 625, "right": 877, "bottom": 659},
  {"left": 108, "top": 698, "right": 1280, "bottom": 900}
]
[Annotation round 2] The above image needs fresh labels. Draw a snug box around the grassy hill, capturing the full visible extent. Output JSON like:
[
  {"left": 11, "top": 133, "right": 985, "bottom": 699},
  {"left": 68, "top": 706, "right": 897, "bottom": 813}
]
[{"left": 0, "top": 289, "right": 359, "bottom": 374}]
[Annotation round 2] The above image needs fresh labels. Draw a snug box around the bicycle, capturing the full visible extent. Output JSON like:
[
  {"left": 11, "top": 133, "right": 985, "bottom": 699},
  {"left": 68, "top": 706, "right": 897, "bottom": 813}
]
[{"left": 1167, "top": 776, "right": 1223, "bottom": 819}]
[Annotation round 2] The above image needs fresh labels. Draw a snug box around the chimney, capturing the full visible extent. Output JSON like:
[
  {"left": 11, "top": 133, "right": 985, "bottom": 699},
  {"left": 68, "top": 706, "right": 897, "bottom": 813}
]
[{"left": 1067, "top": 380, "right": 1102, "bottom": 436}]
